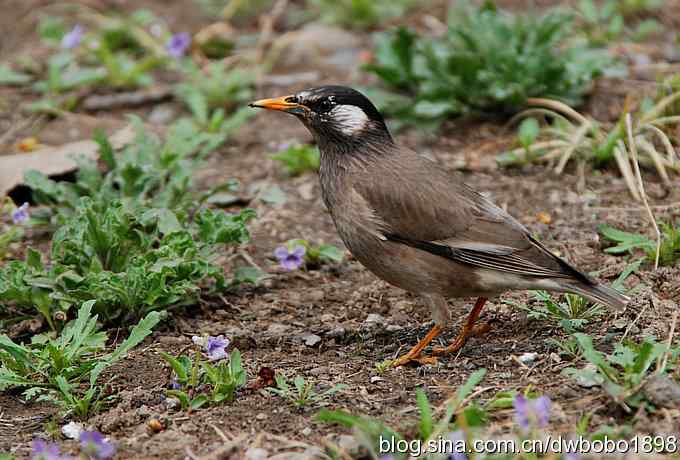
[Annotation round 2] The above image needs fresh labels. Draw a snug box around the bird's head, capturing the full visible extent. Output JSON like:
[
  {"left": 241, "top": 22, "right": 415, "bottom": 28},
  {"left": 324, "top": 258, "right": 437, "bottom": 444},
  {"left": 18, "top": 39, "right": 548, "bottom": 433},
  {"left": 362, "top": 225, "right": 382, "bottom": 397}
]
[{"left": 249, "top": 86, "right": 391, "bottom": 149}]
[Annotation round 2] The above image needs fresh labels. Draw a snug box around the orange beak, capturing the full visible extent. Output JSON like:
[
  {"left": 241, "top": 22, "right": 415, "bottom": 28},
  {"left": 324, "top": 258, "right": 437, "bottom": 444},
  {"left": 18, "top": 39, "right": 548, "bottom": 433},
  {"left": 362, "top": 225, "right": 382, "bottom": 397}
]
[{"left": 248, "top": 95, "right": 307, "bottom": 115}]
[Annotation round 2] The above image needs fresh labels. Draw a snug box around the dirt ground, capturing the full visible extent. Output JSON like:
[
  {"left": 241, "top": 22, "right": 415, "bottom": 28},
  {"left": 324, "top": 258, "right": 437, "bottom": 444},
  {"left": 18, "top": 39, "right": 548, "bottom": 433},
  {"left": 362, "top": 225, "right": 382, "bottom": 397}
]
[{"left": 1, "top": 0, "right": 680, "bottom": 459}]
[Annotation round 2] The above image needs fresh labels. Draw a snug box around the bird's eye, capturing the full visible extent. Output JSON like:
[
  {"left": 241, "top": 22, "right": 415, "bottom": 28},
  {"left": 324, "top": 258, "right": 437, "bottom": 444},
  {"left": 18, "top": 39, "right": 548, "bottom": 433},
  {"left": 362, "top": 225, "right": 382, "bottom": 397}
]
[{"left": 318, "top": 99, "right": 332, "bottom": 111}]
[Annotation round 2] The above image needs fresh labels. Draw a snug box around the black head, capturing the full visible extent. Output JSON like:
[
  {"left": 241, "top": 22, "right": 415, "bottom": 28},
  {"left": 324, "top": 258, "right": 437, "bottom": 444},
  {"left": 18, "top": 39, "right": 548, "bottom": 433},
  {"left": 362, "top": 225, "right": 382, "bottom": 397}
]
[{"left": 249, "top": 86, "right": 391, "bottom": 147}]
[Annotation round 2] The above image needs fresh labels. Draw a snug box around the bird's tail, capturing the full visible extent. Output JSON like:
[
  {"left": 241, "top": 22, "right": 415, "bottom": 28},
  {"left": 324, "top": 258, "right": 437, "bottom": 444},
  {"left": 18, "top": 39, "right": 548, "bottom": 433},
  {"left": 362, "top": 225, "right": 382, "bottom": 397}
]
[{"left": 563, "top": 282, "right": 630, "bottom": 311}]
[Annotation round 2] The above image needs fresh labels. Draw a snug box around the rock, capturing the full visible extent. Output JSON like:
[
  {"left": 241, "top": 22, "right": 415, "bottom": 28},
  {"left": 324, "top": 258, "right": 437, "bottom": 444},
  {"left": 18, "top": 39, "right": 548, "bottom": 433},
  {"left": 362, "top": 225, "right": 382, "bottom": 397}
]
[
  {"left": 256, "top": 413, "right": 267, "bottom": 420},
  {"left": 334, "top": 434, "right": 362, "bottom": 457},
  {"left": 62, "top": 421, "right": 83, "bottom": 439},
  {"left": 301, "top": 427, "right": 312, "bottom": 436},
  {"left": 283, "top": 24, "right": 363, "bottom": 73},
  {"left": 386, "top": 324, "right": 403, "bottom": 333},
  {"left": 364, "top": 313, "right": 386, "bottom": 329},
  {"left": 148, "top": 103, "right": 177, "bottom": 124},
  {"left": 644, "top": 375, "right": 680, "bottom": 409},
  {"left": 245, "top": 447, "right": 269, "bottom": 460},
  {"left": 327, "top": 326, "right": 346, "bottom": 339},
  {"left": 298, "top": 182, "right": 315, "bottom": 201},
  {"left": 267, "top": 323, "right": 290, "bottom": 336},
  {"left": 303, "top": 333, "right": 322, "bottom": 347},
  {"left": 518, "top": 352, "right": 539, "bottom": 364},
  {"left": 164, "top": 397, "right": 180, "bottom": 411},
  {"left": 370, "top": 376, "right": 384, "bottom": 384}
]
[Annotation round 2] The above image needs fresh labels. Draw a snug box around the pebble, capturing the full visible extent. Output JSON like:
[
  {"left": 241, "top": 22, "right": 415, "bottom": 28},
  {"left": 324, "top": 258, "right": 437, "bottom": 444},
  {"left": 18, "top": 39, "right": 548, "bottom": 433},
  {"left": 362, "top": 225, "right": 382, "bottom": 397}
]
[
  {"left": 334, "top": 434, "right": 361, "bottom": 456},
  {"left": 303, "top": 333, "right": 322, "bottom": 347},
  {"left": 518, "top": 352, "right": 539, "bottom": 364},
  {"left": 298, "top": 182, "right": 315, "bottom": 200},
  {"left": 164, "top": 397, "right": 180, "bottom": 411},
  {"left": 301, "top": 427, "right": 312, "bottom": 436},
  {"left": 364, "top": 313, "right": 386, "bottom": 328},
  {"left": 245, "top": 447, "right": 269, "bottom": 460},
  {"left": 256, "top": 413, "right": 267, "bottom": 420},
  {"left": 327, "top": 326, "right": 346, "bottom": 339},
  {"left": 62, "top": 421, "right": 83, "bottom": 439}
]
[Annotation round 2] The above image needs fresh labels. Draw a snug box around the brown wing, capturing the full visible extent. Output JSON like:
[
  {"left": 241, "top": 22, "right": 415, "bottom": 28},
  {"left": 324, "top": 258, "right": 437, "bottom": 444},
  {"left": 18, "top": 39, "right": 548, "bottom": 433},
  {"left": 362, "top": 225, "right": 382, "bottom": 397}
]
[{"left": 352, "top": 147, "right": 591, "bottom": 282}]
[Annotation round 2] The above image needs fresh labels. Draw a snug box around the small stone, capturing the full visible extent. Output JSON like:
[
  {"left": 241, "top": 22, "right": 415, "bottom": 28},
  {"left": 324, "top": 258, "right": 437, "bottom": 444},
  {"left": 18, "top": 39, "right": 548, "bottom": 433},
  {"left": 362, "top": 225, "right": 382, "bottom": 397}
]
[
  {"left": 298, "top": 182, "right": 315, "bottom": 200},
  {"left": 245, "top": 447, "right": 269, "bottom": 460},
  {"left": 334, "top": 434, "right": 361, "bottom": 456},
  {"left": 549, "top": 352, "right": 562, "bottom": 363},
  {"left": 327, "top": 326, "right": 346, "bottom": 339},
  {"left": 267, "top": 323, "right": 290, "bottom": 336},
  {"left": 303, "top": 333, "right": 322, "bottom": 347},
  {"left": 62, "top": 421, "right": 83, "bottom": 439},
  {"left": 256, "top": 413, "right": 267, "bottom": 420},
  {"left": 165, "top": 397, "right": 180, "bottom": 411},
  {"left": 518, "top": 352, "right": 538, "bottom": 364},
  {"left": 386, "top": 324, "right": 403, "bottom": 333},
  {"left": 301, "top": 427, "right": 312, "bottom": 436},
  {"left": 364, "top": 313, "right": 386, "bottom": 328},
  {"left": 370, "top": 376, "right": 384, "bottom": 384},
  {"left": 148, "top": 104, "right": 176, "bottom": 124}
]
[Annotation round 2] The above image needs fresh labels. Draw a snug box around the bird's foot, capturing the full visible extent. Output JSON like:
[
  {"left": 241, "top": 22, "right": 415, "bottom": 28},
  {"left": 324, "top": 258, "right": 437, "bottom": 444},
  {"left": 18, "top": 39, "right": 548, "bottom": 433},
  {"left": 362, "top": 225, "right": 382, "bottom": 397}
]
[
  {"left": 390, "top": 324, "right": 443, "bottom": 368},
  {"left": 391, "top": 352, "right": 438, "bottom": 367},
  {"left": 432, "top": 322, "right": 492, "bottom": 356}
]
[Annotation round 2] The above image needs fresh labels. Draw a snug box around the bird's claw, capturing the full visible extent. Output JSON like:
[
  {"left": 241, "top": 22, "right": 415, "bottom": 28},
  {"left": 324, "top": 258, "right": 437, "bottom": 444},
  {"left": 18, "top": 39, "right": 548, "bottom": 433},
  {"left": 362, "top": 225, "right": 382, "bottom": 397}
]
[{"left": 391, "top": 354, "right": 438, "bottom": 367}]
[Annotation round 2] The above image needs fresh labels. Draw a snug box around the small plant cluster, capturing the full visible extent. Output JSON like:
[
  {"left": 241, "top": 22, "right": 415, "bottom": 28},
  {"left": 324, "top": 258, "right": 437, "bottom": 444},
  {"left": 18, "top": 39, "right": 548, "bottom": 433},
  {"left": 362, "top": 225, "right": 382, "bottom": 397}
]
[
  {"left": 0, "top": 301, "right": 159, "bottom": 417},
  {"left": 271, "top": 142, "right": 320, "bottom": 176},
  {"left": 576, "top": 0, "right": 661, "bottom": 46},
  {"left": 267, "top": 374, "right": 346, "bottom": 409},
  {"left": 600, "top": 222, "right": 680, "bottom": 267},
  {"left": 563, "top": 333, "right": 679, "bottom": 411},
  {"left": 0, "top": 119, "right": 260, "bottom": 326},
  {"left": 364, "top": 2, "right": 612, "bottom": 127},
  {"left": 273, "top": 239, "right": 344, "bottom": 271},
  {"left": 319, "top": 369, "right": 588, "bottom": 459},
  {"left": 497, "top": 93, "right": 680, "bottom": 196},
  {"left": 161, "top": 335, "right": 246, "bottom": 410},
  {"left": 310, "top": 0, "right": 416, "bottom": 30}
]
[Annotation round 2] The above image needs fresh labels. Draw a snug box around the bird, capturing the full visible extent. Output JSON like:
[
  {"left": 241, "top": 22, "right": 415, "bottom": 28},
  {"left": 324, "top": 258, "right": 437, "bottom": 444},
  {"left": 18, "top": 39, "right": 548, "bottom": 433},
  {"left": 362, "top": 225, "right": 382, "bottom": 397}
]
[{"left": 249, "top": 85, "right": 629, "bottom": 367}]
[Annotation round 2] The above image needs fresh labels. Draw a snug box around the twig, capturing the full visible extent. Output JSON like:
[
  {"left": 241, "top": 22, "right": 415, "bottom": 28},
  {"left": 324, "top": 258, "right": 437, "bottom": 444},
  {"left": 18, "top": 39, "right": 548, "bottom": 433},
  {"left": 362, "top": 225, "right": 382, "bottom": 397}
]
[
  {"left": 621, "top": 296, "right": 651, "bottom": 341},
  {"left": 625, "top": 113, "right": 661, "bottom": 270},
  {"left": 659, "top": 311, "right": 678, "bottom": 375}
]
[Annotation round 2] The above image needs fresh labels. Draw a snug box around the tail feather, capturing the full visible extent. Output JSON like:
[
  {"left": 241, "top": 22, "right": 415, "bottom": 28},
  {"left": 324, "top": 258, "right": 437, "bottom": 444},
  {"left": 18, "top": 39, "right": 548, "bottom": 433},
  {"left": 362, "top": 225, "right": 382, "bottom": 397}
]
[{"left": 564, "top": 282, "right": 630, "bottom": 311}]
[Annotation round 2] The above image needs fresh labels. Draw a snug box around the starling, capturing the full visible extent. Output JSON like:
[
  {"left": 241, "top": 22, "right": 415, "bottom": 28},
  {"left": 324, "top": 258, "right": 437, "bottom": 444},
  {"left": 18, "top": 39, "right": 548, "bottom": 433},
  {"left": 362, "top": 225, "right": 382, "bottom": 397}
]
[{"left": 250, "top": 86, "right": 628, "bottom": 366}]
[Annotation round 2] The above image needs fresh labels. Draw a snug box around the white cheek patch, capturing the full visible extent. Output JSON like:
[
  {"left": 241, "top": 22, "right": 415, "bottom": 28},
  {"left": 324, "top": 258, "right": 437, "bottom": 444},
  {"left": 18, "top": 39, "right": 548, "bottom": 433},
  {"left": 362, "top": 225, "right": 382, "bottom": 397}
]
[{"left": 331, "top": 104, "right": 369, "bottom": 135}]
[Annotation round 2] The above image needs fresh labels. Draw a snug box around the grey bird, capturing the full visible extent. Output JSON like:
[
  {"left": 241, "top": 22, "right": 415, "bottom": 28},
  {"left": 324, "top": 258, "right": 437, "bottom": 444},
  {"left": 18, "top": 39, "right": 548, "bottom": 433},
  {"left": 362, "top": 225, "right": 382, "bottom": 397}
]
[{"left": 250, "top": 86, "right": 628, "bottom": 366}]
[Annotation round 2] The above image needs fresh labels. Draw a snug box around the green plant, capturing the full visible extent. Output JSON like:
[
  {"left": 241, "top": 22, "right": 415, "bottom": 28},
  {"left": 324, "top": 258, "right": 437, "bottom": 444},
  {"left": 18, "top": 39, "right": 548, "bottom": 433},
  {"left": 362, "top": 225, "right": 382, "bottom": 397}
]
[
  {"left": 271, "top": 143, "right": 320, "bottom": 176},
  {"left": 318, "top": 369, "right": 486, "bottom": 458},
  {"left": 176, "top": 61, "right": 254, "bottom": 110},
  {"left": 508, "top": 260, "right": 638, "bottom": 333},
  {"left": 497, "top": 95, "right": 680, "bottom": 197},
  {"left": 310, "top": 0, "right": 415, "bottom": 30},
  {"left": 563, "top": 333, "right": 679, "bottom": 410},
  {"left": 0, "top": 300, "right": 159, "bottom": 417},
  {"left": 284, "top": 238, "right": 344, "bottom": 268},
  {"left": 577, "top": 0, "right": 661, "bottom": 46},
  {"left": 161, "top": 347, "right": 246, "bottom": 409},
  {"left": 268, "top": 374, "right": 346, "bottom": 409},
  {"left": 0, "top": 121, "right": 260, "bottom": 323},
  {"left": 364, "top": 3, "right": 612, "bottom": 127},
  {"left": 600, "top": 222, "right": 680, "bottom": 267}
]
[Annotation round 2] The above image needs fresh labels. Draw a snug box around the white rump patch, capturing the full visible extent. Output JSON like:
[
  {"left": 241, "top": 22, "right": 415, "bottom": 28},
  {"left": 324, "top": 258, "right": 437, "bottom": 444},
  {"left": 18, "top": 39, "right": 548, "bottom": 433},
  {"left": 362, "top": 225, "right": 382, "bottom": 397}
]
[{"left": 331, "top": 104, "right": 369, "bottom": 135}]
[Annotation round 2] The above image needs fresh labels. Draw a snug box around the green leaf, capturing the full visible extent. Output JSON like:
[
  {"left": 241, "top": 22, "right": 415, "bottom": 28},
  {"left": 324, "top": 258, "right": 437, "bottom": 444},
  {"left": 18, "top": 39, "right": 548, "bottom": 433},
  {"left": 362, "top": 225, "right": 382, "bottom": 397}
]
[
  {"left": 518, "top": 117, "right": 540, "bottom": 149},
  {"left": 416, "top": 388, "right": 434, "bottom": 440},
  {"left": 0, "top": 64, "right": 31, "bottom": 86}
]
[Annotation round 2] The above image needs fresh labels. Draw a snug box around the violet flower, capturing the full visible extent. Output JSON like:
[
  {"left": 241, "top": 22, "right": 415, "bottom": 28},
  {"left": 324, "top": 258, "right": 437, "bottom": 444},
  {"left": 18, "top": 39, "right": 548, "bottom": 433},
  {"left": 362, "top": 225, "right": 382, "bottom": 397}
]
[
  {"left": 564, "top": 451, "right": 582, "bottom": 460},
  {"left": 274, "top": 245, "right": 306, "bottom": 271},
  {"left": 165, "top": 32, "right": 191, "bottom": 58},
  {"left": 31, "top": 439, "right": 66, "bottom": 460},
  {"left": 206, "top": 335, "right": 229, "bottom": 361},
  {"left": 12, "top": 202, "right": 29, "bottom": 224},
  {"left": 192, "top": 335, "right": 230, "bottom": 361},
  {"left": 446, "top": 430, "right": 467, "bottom": 460},
  {"left": 79, "top": 431, "right": 115, "bottom": 460},
  {"left": 61, "top": 25, "right": 83, "bottom": 49},
  {"left": 170, "top": 375, "right": 182, "bottom": 390},
  {"left": 513, "top": 394, "right": 551, "bottom": 431}
]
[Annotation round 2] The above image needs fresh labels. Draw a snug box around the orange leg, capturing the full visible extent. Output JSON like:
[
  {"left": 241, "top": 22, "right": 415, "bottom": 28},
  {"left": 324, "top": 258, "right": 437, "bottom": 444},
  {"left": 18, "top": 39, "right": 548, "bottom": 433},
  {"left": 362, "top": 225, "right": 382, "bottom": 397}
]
[
  {"left": 433, "top": 297, "right": 489, "bottom": 356},
  {"left": 391, "top": 324, "right": 442, "bottom": 367}
]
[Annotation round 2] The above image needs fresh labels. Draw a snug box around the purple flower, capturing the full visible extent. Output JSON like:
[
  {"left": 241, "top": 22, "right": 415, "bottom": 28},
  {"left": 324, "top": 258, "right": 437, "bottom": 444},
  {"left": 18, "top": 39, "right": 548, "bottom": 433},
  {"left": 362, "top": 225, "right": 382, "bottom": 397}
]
[
  {"left": 513, "top": 394, "right": 551, "bottom": 431},
  {"left": 166, "top": 32, "right": 191, "bottom": 58},
  {"left": 31, "top": 439, "right": 68, "bottom": 460},
  {"left": 192, "top": 335, "right": 230, "bottom": 361},
  {"left": 61, "top": 25, "right": 83, "bottom": 49},
  {"left": 12, "top": 202, "right": 29, "bottom": 224},
  {"left": 79, "top": 431, "right": 115, "bottom": 460},
  {"left": 446, "top": 430, "right": 467, "bottom": 460},
  {"left": 564, "top": 451, "right": 582, "bottom": 460},
  {"left": 206, "top": 335, "right": 229, "bottom": 361},
  {"left": 170, "top": 375, "right": 182, "bottom": 389},
  {"left": 274, "top": 245, "right": 306, "bottom": 271}
]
